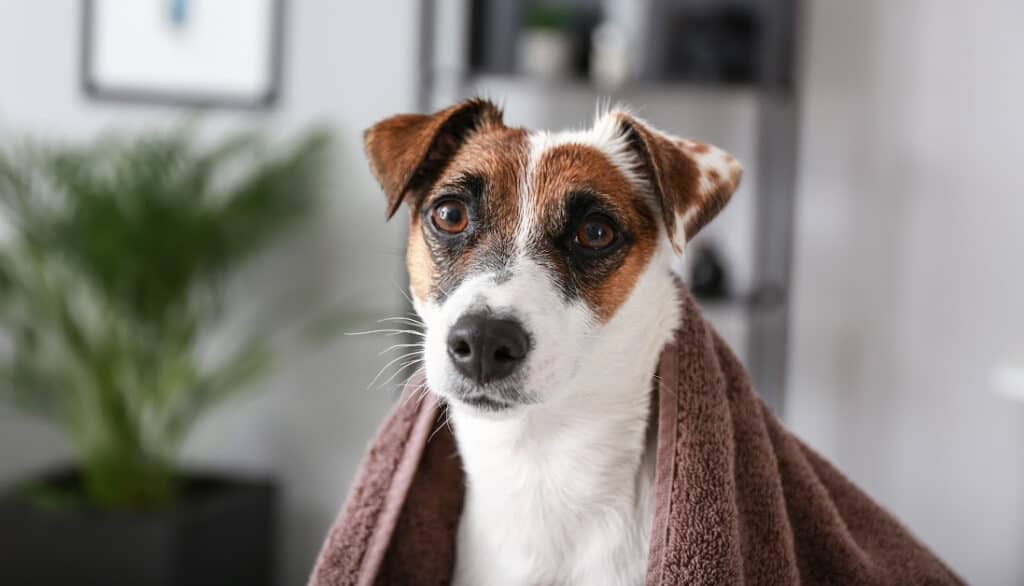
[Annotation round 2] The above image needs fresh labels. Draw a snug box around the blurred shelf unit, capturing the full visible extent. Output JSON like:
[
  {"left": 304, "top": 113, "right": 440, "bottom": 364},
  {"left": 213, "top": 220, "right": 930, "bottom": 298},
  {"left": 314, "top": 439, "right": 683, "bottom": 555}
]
[{"left": 418, "top": 0, "right": 800, "bottom": 414}]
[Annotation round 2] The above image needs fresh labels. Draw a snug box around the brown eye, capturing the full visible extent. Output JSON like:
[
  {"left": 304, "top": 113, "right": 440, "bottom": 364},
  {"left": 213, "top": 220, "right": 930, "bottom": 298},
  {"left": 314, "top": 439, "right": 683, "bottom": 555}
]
[
  {"left": 431, "top": 199, "right": 469, "bottom": 234},
  {"left": 575, "top": 214, "right": 617, "bottom": 250}
]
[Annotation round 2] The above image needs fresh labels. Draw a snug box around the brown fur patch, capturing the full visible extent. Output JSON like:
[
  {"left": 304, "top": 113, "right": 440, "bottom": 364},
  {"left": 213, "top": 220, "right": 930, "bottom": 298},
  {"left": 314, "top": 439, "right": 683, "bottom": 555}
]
[
  {"left": 406, "top": 214, "right": 434, "bottom": 302},
  {"left": 406, "top": 126, "right": 530, "bottom": 303},
  {"left": 532, "top": 144, "right": 658, "bottom": 321},
  {"left": 430, "top": 127, "right": 529, "bottom": 230},
  {"left": 591, "top": 223, "right": 658, "bottom": 322}
]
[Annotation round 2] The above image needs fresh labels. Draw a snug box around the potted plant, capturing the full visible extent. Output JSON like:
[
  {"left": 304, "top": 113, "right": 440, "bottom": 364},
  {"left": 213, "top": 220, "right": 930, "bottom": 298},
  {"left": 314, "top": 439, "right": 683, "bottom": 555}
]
[
  {"left": 0, "top": 127, "right": 329, "bottom": 586},
  {"left": 517, "top": 3, "right": 576, "bottom": 79}
]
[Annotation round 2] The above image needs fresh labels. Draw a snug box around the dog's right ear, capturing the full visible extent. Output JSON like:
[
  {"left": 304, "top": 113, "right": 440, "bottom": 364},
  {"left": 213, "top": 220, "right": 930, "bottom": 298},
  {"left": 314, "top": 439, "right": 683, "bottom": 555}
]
[
  {"left": 612, "top": 112, "right": 742, "bottom": 253},
  {"left": 364, "top": 99, "right": 504, "bottom": 219}
]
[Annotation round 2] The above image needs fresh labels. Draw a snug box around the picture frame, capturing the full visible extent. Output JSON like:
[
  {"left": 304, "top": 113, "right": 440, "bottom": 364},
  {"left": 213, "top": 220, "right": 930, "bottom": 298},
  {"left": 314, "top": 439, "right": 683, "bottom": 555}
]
[{"left": 81, "top": 0, "right": 285, "bottom": 109}]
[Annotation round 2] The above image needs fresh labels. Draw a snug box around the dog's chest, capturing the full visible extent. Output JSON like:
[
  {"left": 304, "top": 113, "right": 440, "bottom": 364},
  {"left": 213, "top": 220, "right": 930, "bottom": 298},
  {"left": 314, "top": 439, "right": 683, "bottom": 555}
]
[{"left": 451, "top": 414, "right": 657, "bottom": 586}]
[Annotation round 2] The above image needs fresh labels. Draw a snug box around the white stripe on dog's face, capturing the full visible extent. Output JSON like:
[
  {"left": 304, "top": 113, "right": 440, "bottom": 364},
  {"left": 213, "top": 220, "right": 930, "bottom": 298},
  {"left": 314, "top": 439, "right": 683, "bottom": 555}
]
[{"left": 401, "top": 109, "right": 734, "bottom": 413}]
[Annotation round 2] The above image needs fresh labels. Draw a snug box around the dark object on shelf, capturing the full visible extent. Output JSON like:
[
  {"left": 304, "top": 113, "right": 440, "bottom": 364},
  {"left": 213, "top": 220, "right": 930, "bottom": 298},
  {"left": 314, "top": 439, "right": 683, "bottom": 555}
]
[
  {"left": 661, "top": 6, "right": 760, "bottom": 84},
  {"left": 690, "top": 244, "right": 731, "bottom": 301},
  {"left": 0, "top": 470, "right": 275, "bottom": 586},
  {"left": 469, "top": 0, "right": 599, "bottom": 78}
]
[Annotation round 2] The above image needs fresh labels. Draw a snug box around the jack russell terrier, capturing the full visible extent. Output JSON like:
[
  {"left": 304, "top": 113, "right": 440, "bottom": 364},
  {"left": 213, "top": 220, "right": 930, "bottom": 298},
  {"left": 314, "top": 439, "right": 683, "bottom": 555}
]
[{"left": 364, "top": 98, "right": 742, "bottom": 586}]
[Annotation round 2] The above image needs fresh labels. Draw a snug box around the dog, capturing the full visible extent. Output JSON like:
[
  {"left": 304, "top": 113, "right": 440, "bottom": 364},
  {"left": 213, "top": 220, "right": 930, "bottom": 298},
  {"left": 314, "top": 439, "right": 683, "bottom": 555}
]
[{"left": 364, "top": 99, "right": 742, "bottom": 585}]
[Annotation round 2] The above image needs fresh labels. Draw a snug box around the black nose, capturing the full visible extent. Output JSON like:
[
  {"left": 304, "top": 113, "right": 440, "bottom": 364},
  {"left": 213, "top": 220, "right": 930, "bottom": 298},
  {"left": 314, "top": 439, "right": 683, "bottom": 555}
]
[{"left": 447, "top": 313, "right": 531, "bottom": 384}]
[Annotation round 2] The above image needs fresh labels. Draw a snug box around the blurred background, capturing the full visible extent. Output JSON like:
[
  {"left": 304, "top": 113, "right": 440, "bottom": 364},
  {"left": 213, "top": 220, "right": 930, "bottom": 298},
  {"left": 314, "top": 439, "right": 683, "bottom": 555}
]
[{"left": 0, "top": 0, "right": 1021, "bottom": 584}]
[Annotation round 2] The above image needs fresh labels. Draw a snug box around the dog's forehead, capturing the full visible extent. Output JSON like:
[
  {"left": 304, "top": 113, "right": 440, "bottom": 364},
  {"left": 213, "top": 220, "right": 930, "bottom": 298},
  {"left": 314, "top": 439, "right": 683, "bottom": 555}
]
[
  {"left": 530, "top": 143, "right": 639, "bottom": 211},
  {"left": 441, "top": 120, "right": 641, "bottom": 211},
  {"left": 444, "top": 126, "right": 530, "bottom": 185}
]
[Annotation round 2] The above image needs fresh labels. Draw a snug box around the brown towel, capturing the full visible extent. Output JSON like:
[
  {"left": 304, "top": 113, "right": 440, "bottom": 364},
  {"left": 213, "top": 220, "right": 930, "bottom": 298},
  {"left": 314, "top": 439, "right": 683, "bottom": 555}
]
[{"left": 310, "top": 290, "right": 962, "bottom": 585}]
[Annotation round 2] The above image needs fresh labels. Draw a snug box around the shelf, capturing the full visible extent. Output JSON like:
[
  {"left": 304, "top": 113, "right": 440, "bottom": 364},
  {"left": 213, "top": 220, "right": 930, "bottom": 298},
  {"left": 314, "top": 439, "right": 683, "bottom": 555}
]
[{"left": 462, "top": 72, "right": 777, "bottom": 97}]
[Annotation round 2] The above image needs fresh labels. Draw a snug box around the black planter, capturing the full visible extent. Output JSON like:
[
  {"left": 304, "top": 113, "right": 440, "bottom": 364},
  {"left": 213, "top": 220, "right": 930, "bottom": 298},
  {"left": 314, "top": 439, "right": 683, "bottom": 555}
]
[{"left": 0, "top": 470, "right": 276, "bottom": 586}]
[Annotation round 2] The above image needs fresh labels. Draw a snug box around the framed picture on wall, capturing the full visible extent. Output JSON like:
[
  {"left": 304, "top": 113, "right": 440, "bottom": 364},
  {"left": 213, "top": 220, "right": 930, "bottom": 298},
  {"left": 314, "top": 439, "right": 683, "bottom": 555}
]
[{"left": 81, "top": 0, "right": 284, "bottom": 108}]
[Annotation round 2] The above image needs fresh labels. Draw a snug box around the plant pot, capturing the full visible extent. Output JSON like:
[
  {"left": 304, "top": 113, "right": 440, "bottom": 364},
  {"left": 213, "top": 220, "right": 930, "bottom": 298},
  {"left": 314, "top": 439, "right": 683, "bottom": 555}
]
[{"left": 0, "top": 469, "right": 276, "bottom": 586}]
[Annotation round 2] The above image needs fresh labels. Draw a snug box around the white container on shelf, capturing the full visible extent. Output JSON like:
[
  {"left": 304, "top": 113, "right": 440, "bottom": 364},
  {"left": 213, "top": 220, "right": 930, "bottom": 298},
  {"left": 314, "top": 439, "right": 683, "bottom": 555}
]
[
  {"left": 590, "top": 22, "right": 632, "bottom": 89},
  {"left": 517, "top": 29, "right": 573, "bottom": 80}
]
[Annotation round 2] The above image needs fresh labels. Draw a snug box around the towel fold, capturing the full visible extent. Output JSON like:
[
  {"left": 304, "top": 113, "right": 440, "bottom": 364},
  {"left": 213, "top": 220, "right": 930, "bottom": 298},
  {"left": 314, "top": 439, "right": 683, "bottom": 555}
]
[{"left": 310, "top": 290, "right": 961, "bottom": 585}]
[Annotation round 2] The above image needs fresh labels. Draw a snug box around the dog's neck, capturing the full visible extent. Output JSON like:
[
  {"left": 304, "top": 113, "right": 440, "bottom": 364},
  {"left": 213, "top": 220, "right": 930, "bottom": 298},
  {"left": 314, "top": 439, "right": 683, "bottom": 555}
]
[
  {"left": 450, "top": 363, "right": 657, "bottom": 499},
  {"left": 449, "top": 272, "right": 681, "bottom": 584},
  {"left": 449, "top": 356, "right": 661, "bottom": 584}
]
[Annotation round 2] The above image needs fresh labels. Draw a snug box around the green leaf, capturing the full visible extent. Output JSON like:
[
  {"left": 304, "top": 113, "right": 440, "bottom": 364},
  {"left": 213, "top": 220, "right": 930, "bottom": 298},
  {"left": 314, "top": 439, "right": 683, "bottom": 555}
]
[{"left": 0, "top": 126, "right": 333, "bottom": 510}]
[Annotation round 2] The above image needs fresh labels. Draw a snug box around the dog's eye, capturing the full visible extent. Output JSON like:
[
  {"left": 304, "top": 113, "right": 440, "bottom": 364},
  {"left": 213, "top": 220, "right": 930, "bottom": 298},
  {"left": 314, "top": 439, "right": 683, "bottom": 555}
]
[
  {"left": 431, "top": 199, "right": 469, "bottom": 234},
  {"left": 575, "top": 214, "right": 617, "bottom": 250}
]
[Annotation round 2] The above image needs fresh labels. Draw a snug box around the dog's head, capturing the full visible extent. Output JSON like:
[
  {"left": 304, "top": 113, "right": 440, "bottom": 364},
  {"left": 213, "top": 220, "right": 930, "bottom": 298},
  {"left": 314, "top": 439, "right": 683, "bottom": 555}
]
[{"left": 365, "top": 99, "right": 741, "bottom": 414}]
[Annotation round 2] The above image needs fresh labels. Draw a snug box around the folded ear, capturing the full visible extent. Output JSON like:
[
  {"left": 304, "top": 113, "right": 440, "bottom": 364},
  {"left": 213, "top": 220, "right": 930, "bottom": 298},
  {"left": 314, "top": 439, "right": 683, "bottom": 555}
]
[
  {"left": 614, "top": 113, "right": 742, "bottom": 252},
  {"left": 364, "top": 98, "right": 504, "bottom": 219}
]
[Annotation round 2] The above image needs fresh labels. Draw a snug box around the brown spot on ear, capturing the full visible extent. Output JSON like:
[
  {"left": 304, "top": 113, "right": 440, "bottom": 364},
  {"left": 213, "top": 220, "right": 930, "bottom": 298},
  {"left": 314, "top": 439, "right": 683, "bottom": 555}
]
[
  {"left": 364, "top": 99, "right": 504, "bottom": 219},
  {"left": 617, "top": 115, "right": 701, "bottom": 253},
  {"left": 615, "top": 113, "right": 742, "bottom": 249}
]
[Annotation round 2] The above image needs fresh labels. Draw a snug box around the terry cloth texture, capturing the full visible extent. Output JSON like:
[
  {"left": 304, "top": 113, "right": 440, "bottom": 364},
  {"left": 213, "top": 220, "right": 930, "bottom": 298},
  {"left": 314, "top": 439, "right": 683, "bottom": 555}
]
[{"left": 310, "top": 289, "right": 962, "bottom": 586}]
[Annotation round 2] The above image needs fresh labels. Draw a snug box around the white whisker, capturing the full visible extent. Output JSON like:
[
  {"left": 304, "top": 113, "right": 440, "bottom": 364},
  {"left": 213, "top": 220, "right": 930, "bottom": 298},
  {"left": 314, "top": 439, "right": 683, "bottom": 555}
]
[
  {"left": 427, "top": 402, "right": 452, "bottom": 444},
  {"left": 366, "top": 351, "right": 424, "bottom": 390},
  {"left": 388, "top": 278, "right": 416, "bottom": 306},
  {"left": 379, "top": 357, "right": 424, "bottom": 387},
  {"left": 345, "top": 328, "right": 426, "bottom": 338},
  {"left": 376, "top": 342, "right": 426, "bottom": 356},
  {"left": 399, "top": 381, "right": 430, "bottom": 409},
  {"left": 377, "top": 316, "right": 426, "bottom": 328}
]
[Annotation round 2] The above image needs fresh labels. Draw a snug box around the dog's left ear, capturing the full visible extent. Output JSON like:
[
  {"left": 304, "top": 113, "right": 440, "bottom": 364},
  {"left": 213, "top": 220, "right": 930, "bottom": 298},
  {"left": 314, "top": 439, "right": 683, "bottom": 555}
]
[
  {"left": 614, "top": 113, "right": 742, "bottom": 252},
  {"left": 365, "top": 99, "right": 505, "bottom": 219}
]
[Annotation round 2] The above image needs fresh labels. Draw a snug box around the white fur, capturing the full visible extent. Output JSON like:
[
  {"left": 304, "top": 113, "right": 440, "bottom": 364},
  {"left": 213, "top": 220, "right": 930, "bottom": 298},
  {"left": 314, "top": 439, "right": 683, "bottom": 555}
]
[{"left": 412, "top": 116, "right": 702, "bottom": 585}]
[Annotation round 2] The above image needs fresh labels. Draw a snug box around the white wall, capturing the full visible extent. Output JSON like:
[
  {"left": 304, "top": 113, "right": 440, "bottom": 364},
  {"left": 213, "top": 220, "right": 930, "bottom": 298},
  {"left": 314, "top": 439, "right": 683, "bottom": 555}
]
[
  {"left": 787, "top": 1, "right": 1024, "bottom": 583},
  {"left": 0, "top": 1, "right": 417, "bottom": 584}
]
